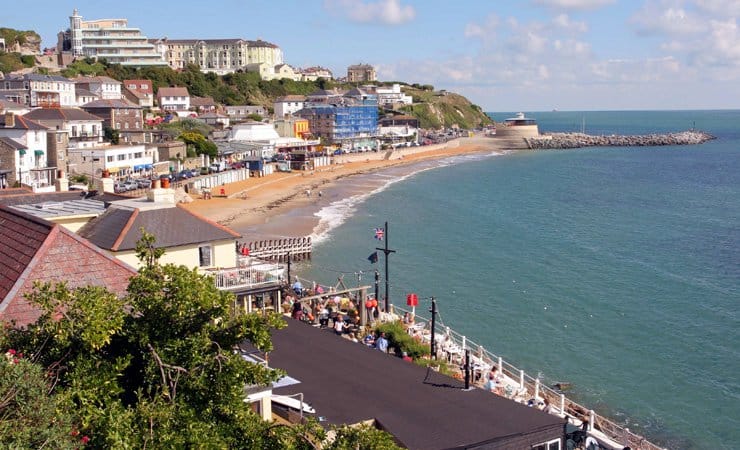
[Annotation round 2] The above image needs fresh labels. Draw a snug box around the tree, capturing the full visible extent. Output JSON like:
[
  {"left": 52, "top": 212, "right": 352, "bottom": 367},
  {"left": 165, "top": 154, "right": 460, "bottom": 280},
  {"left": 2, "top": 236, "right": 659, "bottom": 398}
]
[
  {"left": 179, "top": 131, "right": 218, "bottom": 159},
  {"left": 104, "top": 126, "right": 120, "bottom": 144},
  {"left": 246, "top": 113, "right": 263, "bottom": 122},
  {"left": 0, "top": 233, "right": 403, "bottom": 449}
]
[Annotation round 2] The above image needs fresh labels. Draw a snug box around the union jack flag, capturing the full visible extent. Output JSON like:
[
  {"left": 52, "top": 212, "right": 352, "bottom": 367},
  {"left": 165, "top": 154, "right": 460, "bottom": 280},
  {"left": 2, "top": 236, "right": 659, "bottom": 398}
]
[{"left": 374, "top": 227, "right": 384, "bottom": 241}]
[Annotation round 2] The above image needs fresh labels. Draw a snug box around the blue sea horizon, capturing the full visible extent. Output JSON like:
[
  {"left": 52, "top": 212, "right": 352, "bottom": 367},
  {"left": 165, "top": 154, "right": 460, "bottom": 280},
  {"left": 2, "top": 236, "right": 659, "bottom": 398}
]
[{"left": 298, "top": 110, "right": 740, "bottom": 449}]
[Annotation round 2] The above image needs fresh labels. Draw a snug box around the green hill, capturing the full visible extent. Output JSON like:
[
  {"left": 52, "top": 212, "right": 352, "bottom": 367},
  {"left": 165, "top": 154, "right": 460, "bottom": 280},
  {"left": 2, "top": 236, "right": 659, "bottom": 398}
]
[{"left": 18, "top": 54, "right": 491, "bottom": 129}]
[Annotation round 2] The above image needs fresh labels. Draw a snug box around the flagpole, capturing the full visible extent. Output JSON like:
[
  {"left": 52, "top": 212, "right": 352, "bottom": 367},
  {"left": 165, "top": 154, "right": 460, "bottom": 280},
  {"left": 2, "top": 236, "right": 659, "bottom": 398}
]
[{"left": 375, "top": 221, "right": 395, "bottom": 313}]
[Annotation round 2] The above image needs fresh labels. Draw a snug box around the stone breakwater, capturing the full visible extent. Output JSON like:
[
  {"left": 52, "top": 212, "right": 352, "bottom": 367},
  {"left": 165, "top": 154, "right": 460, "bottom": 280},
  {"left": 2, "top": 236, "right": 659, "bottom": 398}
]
[{"left": 525, "top": 130, "right": 715, "bottom": 149}]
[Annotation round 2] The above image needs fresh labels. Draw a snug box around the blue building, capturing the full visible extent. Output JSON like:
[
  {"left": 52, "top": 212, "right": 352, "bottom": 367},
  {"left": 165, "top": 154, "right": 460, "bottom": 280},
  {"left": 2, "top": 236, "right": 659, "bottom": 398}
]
[{"left": 295, "top": 88, "right": 378, "bottom": 148}]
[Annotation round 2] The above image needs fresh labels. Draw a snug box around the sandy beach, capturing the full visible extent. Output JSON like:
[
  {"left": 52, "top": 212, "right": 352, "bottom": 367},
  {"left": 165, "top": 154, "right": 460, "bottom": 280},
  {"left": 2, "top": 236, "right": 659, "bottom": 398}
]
[{"left": 181, "top": 135, "right": 507, "bottom": 240}]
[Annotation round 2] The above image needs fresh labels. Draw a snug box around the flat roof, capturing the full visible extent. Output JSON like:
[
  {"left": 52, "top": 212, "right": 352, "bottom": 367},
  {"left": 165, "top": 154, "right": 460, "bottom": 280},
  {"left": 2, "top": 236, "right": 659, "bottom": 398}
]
[{"left": 265, "top": 320, "right": 565, "bottom": 450}]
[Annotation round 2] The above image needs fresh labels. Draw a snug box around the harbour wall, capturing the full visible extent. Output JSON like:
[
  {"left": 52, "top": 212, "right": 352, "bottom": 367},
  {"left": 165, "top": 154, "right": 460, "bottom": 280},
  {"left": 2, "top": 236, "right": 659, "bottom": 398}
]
[{"left": 525, "top": 130, "right": 715, "bottom": 149}]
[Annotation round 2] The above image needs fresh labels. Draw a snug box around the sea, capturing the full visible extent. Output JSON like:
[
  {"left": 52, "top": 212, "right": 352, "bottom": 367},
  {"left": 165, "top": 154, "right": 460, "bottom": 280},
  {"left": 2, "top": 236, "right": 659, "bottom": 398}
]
[{"left": 292, "top": 110, "right": 739, "bottom": 449}]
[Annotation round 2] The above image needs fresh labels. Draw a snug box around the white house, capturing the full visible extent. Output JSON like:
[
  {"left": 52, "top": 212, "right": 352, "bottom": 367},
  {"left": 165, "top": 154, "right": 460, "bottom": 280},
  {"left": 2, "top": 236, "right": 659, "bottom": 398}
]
[
  {"left": 0, "top": 113, "right": 55, "bottom": 191},
  {"left": 67, "top": 143, "right": 154, "bottom": 178},
  {"left": 375, "top": 84, "right": 413, "bottom": 106},
  {"left": 74, "top": 76, "right": 122, "bottom": 101},
  {"left": 157, "top": 87, "right": 190, "bottom": 111},
  {"left": 273, "top": 95, "right": 305, "bottom": 118}
]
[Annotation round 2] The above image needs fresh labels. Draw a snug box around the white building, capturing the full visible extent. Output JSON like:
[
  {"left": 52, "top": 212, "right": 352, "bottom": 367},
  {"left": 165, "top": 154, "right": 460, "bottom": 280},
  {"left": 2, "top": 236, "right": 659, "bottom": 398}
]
[
  {"left": 273, "top": 95, "right": 306, "bottom": 118},
  {"left": 157, "top": 87, "right": 190, "bottom": 111},
  {"left": 375, "top": 84, "right": 413, "bottom": 106},
  {"left": 73, "top": 76, "right": 122, "bottom": 100},
  {"left": 59, "top": 9, "right": 167, "bottom": 67},
  {"left": 0, "top": 74, "right": 76, "bottom": 108},
  {"left": 67, "top": 144, "right": 154, "bottom": 178}
]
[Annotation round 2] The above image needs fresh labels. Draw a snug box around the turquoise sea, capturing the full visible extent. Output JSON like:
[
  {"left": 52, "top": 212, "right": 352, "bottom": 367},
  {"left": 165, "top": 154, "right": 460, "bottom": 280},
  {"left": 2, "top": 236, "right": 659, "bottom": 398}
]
[{"left": 297, "top": 110, "right": 740, "bottom": 449}]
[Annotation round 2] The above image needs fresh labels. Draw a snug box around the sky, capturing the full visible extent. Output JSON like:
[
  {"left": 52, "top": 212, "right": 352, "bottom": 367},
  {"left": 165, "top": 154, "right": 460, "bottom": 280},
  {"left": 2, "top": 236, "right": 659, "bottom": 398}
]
[{"left": 4, "top": 0, "right": 740, "bottom": 111}]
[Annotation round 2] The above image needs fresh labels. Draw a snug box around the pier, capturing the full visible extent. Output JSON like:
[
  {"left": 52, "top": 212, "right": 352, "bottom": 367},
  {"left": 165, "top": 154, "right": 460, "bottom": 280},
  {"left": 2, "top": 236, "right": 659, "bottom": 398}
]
[
  {"left": 525, "top": 130, "right": 715, "bottom": 149},
  {"left": 240, "top": 237, "right": 312, "bottom": 261}
]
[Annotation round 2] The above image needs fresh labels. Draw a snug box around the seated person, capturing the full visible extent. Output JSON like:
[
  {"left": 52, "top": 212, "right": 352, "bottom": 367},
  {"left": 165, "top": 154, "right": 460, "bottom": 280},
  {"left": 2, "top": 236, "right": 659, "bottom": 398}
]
[
  {"left": 333, "top": 315, "right": 345, "bottom": 335},
  {"left": 363, "top": 333, "right": 376, "bottom": 347},
  {"left": 484, "top": 367, "right": 505, "bottom": 395}
]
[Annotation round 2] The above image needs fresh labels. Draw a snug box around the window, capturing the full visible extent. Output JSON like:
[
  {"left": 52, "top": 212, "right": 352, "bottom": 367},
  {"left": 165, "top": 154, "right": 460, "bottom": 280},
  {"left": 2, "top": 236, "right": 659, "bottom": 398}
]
[
  {"left": 117, "top": 154, "right": 125, "bottom": 161},
  {"left": 107, "top": 156, "right": 114, "bottom": 162},
  {"left": 71, "top": 126, "right": 78, "bottom": 137},
  {"left": 532, "top": 438, "right": 560, "bottom": 450},
  {"left": 134, "top": 152, "right": 142, "bottom": 158},
  {"left": 199, "top": 245, "right": 212, "bottom": 267}
]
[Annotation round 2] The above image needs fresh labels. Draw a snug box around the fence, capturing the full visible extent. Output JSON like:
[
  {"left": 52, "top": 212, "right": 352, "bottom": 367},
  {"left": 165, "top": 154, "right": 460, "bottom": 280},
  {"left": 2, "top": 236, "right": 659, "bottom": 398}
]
[
  {"left": 206, "top": 264, "right": 285, "bottom": 291},
  {"left": 241, "top": 238, "right": 312, "bottom": 261},
  {"left": 390, "top": 304, "right": 665, "bottom": 450}
]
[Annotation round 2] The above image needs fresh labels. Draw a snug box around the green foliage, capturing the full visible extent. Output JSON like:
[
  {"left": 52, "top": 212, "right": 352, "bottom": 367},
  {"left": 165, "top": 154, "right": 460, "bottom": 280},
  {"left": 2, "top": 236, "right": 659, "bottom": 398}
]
[
  {"left": 0, "top": 352, "right": 81, "bottom": 448},
  {"left": 375, "top": 321, "right": 430, "bottom": 359},
  {"left": 246, "top": 113, "right": 263, "bottom": 122},
  {"left": 0, "top": 28, "right": 40, "bottom": 47},
  {"left": 327, "top": 423, "right": 404, "bottom": 450},
  {"left": 104, "top": 126, "right": 120, "bottom": 145},
  {"left": 61, "top": 58, "right": 109, "bottom": 77},
  {"left": 179, "top": 131, "right": 218, "bottom": 158},
  {"left": 20, "top": 54, "right": 35, "bottom": 67},
  {"left": 0, "top": 51, "right": 25, "bottom": 73}
]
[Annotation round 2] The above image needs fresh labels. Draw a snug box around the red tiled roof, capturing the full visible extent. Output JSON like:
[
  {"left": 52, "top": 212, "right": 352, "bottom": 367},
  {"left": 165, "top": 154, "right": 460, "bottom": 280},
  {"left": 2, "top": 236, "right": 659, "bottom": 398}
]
[{"left": 0, "top": 206, "right": 136, "bottom": 328}]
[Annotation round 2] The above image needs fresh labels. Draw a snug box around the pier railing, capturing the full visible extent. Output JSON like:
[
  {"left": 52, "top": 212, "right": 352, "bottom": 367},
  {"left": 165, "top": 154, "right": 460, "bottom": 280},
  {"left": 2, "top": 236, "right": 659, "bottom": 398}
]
[
  {"left": 241, "top": 238, "right": 312, "bottom": 261},
  {"left": 390, "top": 304, "right": 665, "bottom": 450}
]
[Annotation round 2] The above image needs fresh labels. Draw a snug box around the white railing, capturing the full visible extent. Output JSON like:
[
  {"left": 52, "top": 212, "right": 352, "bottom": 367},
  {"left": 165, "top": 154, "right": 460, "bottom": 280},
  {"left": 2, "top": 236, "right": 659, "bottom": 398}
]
[
  {"left": 390, "top": 304, "right": 665, "bottom": 450},
  {"left": 206, "top": 264, "right": 285, "bottom": 291},
  {"left": 241, "top": 238, "right": 312, "bottom": 261}
]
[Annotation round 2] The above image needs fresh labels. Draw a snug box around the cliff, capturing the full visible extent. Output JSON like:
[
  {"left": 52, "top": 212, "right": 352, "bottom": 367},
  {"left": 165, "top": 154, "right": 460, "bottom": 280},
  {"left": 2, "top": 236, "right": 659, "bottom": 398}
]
[
  {"left": 0, "top": 28, "right": 41, "bottom": 55},
  {"left": 399, "top": 87, "right": 492, "bottom": 129}
]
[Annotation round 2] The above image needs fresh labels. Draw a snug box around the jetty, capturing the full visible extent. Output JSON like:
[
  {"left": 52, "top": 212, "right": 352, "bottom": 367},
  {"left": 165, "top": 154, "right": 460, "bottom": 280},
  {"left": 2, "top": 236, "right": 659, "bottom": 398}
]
[{"left": 525, "top": 130, "right": 715, "bottom": 149}]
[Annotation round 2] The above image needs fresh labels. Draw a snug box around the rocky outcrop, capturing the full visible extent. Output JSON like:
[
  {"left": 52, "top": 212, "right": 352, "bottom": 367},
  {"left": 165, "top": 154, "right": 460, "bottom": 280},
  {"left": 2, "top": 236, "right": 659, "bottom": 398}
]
[{"left": 525, "top": 131, "right": 715, "bottom": 149}]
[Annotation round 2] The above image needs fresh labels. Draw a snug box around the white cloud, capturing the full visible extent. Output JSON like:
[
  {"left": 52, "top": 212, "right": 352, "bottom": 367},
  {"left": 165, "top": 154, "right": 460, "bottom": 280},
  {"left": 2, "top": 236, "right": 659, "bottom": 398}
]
[
  {"left": 323, "top": 0, "right": 415, "bottom": 25},
  {"left": 532, "top": 0, "right": 615, "bottom": 10},
  {"left": 693, "top": 0, "right": 740, "bottom": 16},
  {"left": 632, "top": 4, "right": 706, "bottom": 35},
  {"left": 552, "top": 13, "right": 588, "bottom": 33}
]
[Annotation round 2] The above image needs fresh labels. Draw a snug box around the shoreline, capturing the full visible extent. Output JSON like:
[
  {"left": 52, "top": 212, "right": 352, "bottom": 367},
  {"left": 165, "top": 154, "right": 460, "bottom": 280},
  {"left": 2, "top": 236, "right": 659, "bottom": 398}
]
[{"left": 182, "top": 136, "right": 510, "bottom": 240}]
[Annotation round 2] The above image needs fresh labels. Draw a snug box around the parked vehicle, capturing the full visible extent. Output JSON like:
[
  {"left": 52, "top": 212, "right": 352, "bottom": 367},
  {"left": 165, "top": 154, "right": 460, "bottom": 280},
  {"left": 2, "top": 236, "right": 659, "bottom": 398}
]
[
  {"left": 136, "top": 178, "right": 151, "bottom": 189},
  {"left": 123, "top": 180, "right": 139, "bottom": 191},
  {"left": 114, "top": 182, "right": 127, "bottom": 193}
]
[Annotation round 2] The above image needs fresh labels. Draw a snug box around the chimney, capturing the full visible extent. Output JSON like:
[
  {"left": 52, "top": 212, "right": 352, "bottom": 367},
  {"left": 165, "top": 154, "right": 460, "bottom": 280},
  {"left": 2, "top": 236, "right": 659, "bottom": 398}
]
[{"left": 5, "top": 112, "right": 15, "bottom": 128}]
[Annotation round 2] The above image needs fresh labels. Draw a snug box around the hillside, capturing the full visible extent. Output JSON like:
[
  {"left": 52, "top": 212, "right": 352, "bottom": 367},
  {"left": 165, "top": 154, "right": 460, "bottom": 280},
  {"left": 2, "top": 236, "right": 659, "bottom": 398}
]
[
  {"left": 399, "top": 86, "right": 491, "bottom": 129},
  {"left": 0, "top": 28, "right": 42, "bottom": 73},
  {"left": 9, "top": 51, "right": 491, "bottom": 129}
]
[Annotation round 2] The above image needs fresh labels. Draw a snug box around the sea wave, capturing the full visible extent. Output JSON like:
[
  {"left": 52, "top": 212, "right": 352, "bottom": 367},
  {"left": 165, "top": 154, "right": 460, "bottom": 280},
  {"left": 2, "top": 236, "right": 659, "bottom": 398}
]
[{"left": 310, "top": 151, "right": 501, "bottom": 244}]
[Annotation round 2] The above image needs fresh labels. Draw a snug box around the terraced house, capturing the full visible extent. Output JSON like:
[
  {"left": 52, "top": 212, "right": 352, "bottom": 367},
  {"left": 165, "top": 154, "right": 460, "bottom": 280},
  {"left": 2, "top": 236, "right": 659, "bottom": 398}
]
[{"left": 154, "top": 38, "right": 283, "bottom": 75}]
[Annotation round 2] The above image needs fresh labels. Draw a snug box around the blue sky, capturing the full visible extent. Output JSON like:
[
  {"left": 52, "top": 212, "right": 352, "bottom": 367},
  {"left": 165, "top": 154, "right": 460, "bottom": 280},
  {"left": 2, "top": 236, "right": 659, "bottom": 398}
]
[{"left": 5, "top": 0, "right": 740, "bottom": 111}]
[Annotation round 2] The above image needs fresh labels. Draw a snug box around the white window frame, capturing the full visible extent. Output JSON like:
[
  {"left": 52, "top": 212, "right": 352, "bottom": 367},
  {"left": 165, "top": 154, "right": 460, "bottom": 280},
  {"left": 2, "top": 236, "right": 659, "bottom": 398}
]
[
  {"left": 531, "top": 438, "right": 560, "bottom": 450},
  {"left": 199, "top": 245, "right": 213, "bottom": 267}
]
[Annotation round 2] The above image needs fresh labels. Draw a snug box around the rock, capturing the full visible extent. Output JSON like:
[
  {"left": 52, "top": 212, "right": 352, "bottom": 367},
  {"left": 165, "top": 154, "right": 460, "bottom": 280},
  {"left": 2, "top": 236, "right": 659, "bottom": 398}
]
[{"left": 526, "top": 130, "right": 715, "bottom": 150}]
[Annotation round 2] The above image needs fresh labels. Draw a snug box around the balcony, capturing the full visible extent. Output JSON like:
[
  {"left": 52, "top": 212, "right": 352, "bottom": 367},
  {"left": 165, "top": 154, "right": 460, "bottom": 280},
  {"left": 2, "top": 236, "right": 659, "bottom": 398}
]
[{"left": 206, "top": 262, "right": 285, "bottom": 292}]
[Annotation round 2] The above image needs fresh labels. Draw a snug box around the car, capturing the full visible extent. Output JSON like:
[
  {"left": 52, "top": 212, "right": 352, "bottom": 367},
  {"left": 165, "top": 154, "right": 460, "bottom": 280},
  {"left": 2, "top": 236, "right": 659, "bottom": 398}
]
[
  {"left": 189, "top": 169, "right": 200, "bottom": 177},
  {"left": 136, "top": 178, "right": 151, "bottom": 189},
  {"left": 123, "top": 180, "right": 139, "bottom": 191},
  {"left": 113, "top": 182, "right": 127, "bottom": 193},
  {"left": 208, "top": 164, "right": 221, "bottom": 173},
  {"left": 178, "top": 170, "right": 192, "bottom": 179}
]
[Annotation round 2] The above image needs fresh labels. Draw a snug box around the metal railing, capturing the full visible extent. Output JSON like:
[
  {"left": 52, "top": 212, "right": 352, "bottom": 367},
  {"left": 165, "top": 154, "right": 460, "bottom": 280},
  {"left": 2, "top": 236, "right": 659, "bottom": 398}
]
[
  {"left": 389, "top": 304, "right": 665, "bottom": 450},
  {"left": 206, "top": 264, "right": 285, "bottom": 291}
]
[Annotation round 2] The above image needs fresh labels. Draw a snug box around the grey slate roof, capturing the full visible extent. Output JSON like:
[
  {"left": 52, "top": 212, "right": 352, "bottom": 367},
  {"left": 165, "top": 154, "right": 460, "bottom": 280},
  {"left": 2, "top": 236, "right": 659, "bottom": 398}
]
[
  {"left": 0, "top": 137, "right": 27, "bottom": 150},
  {"left": 8, "top": 199, "right": 106, "bottom": 219},
  {"left": 264, "top": 320, "right": 566, "bottom": 450},
  {"left": 77, "top": 204, "right": 240, "bottom": 251},
  {"left": 23, "top": 108, "right": 103, "bottom": 122},
  {"left": 82, "top": 99, "right": 139, "bottom": 109}
]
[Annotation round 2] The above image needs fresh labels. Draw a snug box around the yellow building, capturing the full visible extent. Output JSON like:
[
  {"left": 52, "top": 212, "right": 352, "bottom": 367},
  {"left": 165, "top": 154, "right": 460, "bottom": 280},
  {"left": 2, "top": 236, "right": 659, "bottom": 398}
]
[
  {"left": 77, "top": 189, "right": 241, "bottom": 271},
  {"left": 274, "top": 117, "right": 311, "bottom": 139},
  {"left": 154, "top": 38, "right": 283, "bottom": 75}
]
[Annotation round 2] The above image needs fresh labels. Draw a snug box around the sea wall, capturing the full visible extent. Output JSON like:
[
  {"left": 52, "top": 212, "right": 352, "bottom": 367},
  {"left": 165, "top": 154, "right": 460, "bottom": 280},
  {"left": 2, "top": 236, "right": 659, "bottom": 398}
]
[{"left": 525, "top": 130, "right": 715, "bottom": 149}]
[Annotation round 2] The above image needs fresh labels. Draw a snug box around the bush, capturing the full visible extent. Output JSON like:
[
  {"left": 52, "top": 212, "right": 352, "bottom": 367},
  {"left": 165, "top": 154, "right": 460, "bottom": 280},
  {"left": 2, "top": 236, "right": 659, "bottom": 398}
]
[{"left": 375, "top": 321, "right": 430, "bottom": 359}]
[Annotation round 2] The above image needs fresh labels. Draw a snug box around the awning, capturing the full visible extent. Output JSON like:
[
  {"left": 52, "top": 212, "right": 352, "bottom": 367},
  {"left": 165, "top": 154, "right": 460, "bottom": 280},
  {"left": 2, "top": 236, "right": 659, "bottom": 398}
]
[
  {"left": 133, "top": 164, "right": 147, "bottom": 171},
  {"left": 34, "top": 150, "right": 44, "bottom": 156},
  {"left": 107, "top": 167, "right": 121, "bottom": 173},
  {"left": 18, "top": 149, "right": 26, "bottom": 156}
]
